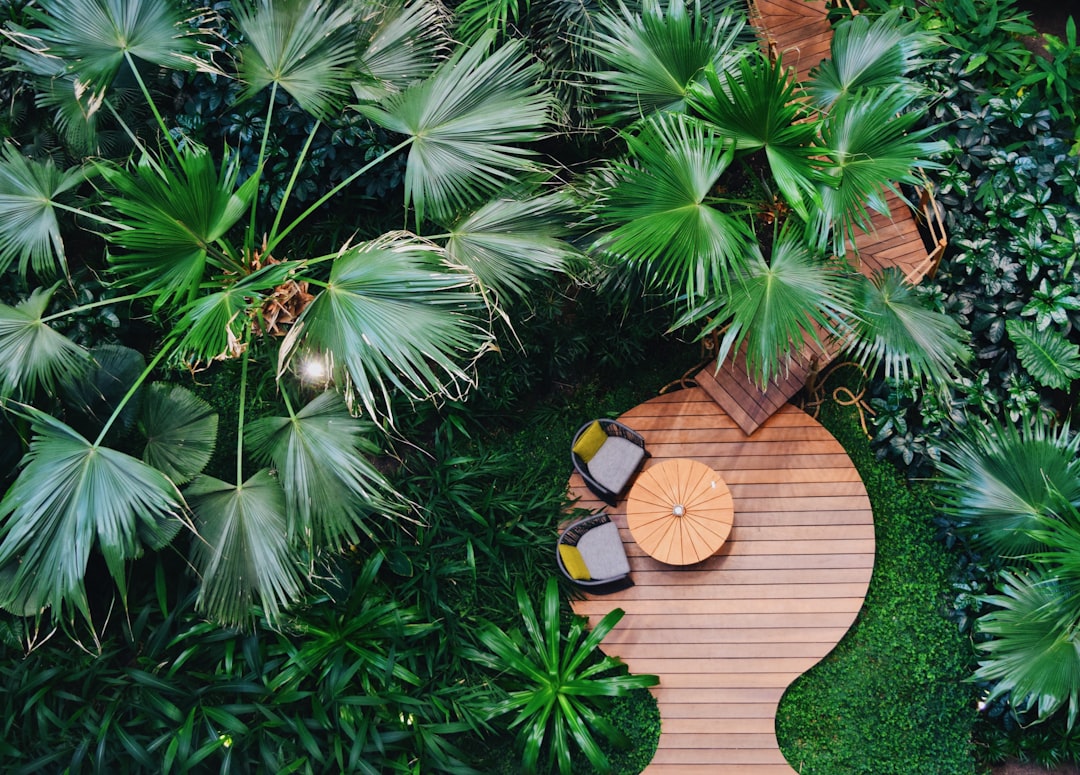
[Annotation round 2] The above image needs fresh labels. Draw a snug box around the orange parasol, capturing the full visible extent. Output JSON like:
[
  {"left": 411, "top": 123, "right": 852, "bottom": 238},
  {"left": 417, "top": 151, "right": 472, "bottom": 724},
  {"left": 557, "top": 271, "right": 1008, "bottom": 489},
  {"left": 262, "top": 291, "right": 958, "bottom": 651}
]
[{"left": 626, "top": 458, "right": 734, "bottom": 565}]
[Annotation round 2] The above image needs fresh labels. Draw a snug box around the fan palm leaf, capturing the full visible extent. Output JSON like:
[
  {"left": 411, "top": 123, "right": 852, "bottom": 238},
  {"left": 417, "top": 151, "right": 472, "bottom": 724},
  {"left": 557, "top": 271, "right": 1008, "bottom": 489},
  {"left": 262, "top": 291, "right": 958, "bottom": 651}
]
[
  {"left": 0, "top": 285, "right": 89, "bottom": 398},
  {"left": 681, "top": 224, "right": 852, "bottom": 388},
  {"left": 278, "top": 235, "right": 487, "bottom": 420},
  {"left": 689, "top": 54, "right": 823, "bottom": 220},
  {"left": 816, "top": 88, "right": 947, "bottom": 252},
  {"left": 0, "top": 144, "right": 85, "bottom": 278},
  {"left": 934, "top": 417, "right": 1080, "bottom": 557},
  {"left": 0, "top": 406, "right": 185, "bottom": 618},
  {"left": 60, "top": 344, "right": 145, "bottom": 435},
  {"left": 24, "top": 0, "right": 211, "bottom": 100},
  {"left": 595, "top": 112, "right": 751, "bottom": 298},
  {"left": 234, "top": 0, "right": 358, "bottom": 118},
  {"left": 245, "top": 391, "right": 396, "bottom": 551},
  {"left": 444, "top": 192, "right": 575, "bottom": 303},
  {"left": 845, "top": 268, "right": 970, "bottom": 383},
  {"left": 186, "top": 470, "right": 303, "bottom": 628},
  {"left": 974, "top": 569, "right": 1080, "bottom": 729},
  {"left": 357, "top": 33, "right": 553, "bottom": 225},
  {"left": 351, "top": 0, "right": 446, "bottom": 102},
  {"left": 585, "top": 0, "right": 752, "bottom": 125},
  {"left": 455, "top": 0, "right": 528, "bottom": 45},
  {"left": 805, "top": 8, "right": 927, "bottom": 109},
  {"left": 1007, "top": 319, "right": 1080, "bottom": 391},
  {"left": 100, "top": 146, "right": 258, "bottom": 309},
  {"left": 140, "top": 383, "right": 218, "bottom": 487}
]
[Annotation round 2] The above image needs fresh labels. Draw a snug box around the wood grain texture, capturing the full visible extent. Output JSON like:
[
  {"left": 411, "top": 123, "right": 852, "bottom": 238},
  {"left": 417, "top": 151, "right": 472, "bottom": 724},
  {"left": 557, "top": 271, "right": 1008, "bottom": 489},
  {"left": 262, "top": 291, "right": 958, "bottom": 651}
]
[{"left": 567, "top": 390, "right": 874, "bottom": 774}]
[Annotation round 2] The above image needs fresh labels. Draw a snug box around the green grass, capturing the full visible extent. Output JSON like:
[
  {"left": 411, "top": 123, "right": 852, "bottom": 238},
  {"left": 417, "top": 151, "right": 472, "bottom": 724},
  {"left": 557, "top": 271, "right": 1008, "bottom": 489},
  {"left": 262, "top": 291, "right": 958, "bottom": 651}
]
[{"left": 776, "top": 399, "right": 979, "bottom": 775}]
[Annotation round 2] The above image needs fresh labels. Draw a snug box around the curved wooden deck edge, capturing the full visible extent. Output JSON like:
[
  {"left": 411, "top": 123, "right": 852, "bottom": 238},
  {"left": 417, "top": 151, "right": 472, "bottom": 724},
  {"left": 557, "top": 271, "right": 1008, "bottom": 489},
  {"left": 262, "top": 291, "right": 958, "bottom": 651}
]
[{"left": 567, "top": 388, "right": 875, "bottom": 773}]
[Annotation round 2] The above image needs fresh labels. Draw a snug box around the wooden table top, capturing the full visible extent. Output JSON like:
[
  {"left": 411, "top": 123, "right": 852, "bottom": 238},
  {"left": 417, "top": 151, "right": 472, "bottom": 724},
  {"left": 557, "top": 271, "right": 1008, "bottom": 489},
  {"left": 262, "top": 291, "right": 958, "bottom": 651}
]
[{"left": 626, "top": 458, "right": 735, "bottom": 565}]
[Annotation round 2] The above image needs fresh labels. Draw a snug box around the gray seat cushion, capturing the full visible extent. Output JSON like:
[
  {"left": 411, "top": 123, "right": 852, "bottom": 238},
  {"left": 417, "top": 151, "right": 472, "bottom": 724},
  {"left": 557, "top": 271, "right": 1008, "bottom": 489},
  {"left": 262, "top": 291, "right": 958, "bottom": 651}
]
[
  {"left": 576, "top": 520, "right": 631, "bottom": 580},
  {"left": 587, "top": 436, "right": 646, "bottom": 497}
]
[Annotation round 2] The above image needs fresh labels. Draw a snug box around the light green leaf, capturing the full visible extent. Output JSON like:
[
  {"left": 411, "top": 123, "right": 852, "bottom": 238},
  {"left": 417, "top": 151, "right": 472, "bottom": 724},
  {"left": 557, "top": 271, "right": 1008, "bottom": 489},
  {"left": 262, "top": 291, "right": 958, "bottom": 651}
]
[
  {"left": 357, "top": 33, "right": 552, "bottom": 225},
  {"left": 0, "top": 285, "right": 89, "bottom": 398},
  {"left": 1007, "top": 319, "right": 1080, "bottom": 391},
  {"left": 25, "top": 0, "right": 212, "bottom": 99},
  {"left": 806, "top": 8, "right": 928, "bottom": 108},
  {"left": 689, "top": 53, "right": 822, "bottom": 220},
  {"left": 596, "top": 112, "right": 750, "bottom": 298},
  {"left": 445, "top": 192, "right": 574, "bottom": 302},
  {"left": 245, "top": 391, "right": 396, "bottom": 550},
  {"left": 351, "top": 0, "right": 446, "bottom": 101},
  {"left": 0, "top": 407, "right": 185, "bottom": 618},
  {"left": 279, "top": 235, "right": 487, "bottom": 420},
  {"left": 186, "top": 470, "right": 303, "bottom": 628},
  {"left": 585, "top": 0, "right": 752, "bottom": 125},
  {"left": 0, "top": 144, "right": 85, "bottom": 278},
  {"left": 974, "top": 569, "right": 1080, "bottom": 730},
  {"left": 846, "top": 269, "right": 970, "bottom": 383},
  {"left": 234, "top": 0, "right": 358, "bottom": 118},
  {"left": 141, "top": 383, "right": 218, "bottom": 486},
  {"left": 101, "top": 146, "right": 257, "bottom": 309},
  {"left": 683, "top": 224, "right": 851, "bottom": 388},
  {"left": 934, "top": 417, "right": 1080, "bottom": 557}
]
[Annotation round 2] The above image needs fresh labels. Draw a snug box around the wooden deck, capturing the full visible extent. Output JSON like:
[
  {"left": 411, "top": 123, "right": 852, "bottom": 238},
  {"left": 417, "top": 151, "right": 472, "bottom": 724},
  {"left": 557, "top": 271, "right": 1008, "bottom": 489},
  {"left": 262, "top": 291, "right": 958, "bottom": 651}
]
[
  {"left": 752, "top": 0, "right": 832, "bottom": 83},
  {"left": 568, "top": 388, "right": 874, "bottom": 773}
]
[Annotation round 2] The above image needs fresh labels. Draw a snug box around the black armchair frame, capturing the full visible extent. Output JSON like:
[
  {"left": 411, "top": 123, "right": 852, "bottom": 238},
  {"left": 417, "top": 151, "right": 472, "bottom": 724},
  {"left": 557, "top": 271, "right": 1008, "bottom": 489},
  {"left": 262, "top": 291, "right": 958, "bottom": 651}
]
[{"left": 571, "top": 419, "right": 650, "bottom": 507}]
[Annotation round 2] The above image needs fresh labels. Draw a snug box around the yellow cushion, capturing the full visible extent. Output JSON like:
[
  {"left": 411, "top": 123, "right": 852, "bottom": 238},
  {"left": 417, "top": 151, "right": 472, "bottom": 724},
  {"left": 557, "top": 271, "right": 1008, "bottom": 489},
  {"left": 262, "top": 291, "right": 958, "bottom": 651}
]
[
  {"left": 572, "top": 421, "right": 608, "bottom": 463},
  {"left": 558, "top": 545, "right": 591, "bottom": 580}
]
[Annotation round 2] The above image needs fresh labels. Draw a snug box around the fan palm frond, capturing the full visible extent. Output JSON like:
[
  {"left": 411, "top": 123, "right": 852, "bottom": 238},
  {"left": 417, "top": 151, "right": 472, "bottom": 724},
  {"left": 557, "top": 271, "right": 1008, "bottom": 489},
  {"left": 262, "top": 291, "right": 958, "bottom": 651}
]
[
  {"left": 352, "top": 0, "right": 447, "bottom": 101},
  {"left": 585, "top": 0, "right": 752, "bottom": 125},
  {"left": 101, "top": 146, "right": 258, "bottom": 309},
  {"left": 974, "top": 569, "right": 1080, "bottom": 730},
  {"left": 140, "top": 383, "right": 218, "bottom": 486},
  {"left": 595, "top": 112, "right": 751, "bottom": 297},
  {"left": 234, "top": 0, "right": 358, "bottom": 118},
  {"left": 24, "top": 0, "right": 212, "bottom": 100},
  {"left": 357, "top": 33, "right": 553, "bottom": 225},
  {"left": 689, "top": 54, "right": 822, "bottom": 220},
  {"left": 246, "top": 391, "right": 397, "bottom": 551},
  {"left": 0, "top": 285, "right": 89, "bottom": 398},
  {"left": 278, "top": 235, "right": 487, "bottom": 420},
  {"left": 0, "top": 144, "right": 85, "bottom": 279},
  {"left": 934, "top": 417, "right": 1080, "bottom": 557},
  {"left": 186, "top": 470, "right": 303, "bottom": 628},
  {"left": 444, "top": 192, "right": 575, "bottom": 303},
  {"left": 815, "top": 88, "right": 947, "bottom": 252},
  {"left": 0, "top": 406, "right": 186, "bottom": 618},
  {"left": 683, "top": 223, "right": 851, "bottom": 388},
  {"left": 845, "top": 268, "right": 970, "bottom": 383},
  {"left": 806, "top": 8, "right": 928, "bottom": 109}
]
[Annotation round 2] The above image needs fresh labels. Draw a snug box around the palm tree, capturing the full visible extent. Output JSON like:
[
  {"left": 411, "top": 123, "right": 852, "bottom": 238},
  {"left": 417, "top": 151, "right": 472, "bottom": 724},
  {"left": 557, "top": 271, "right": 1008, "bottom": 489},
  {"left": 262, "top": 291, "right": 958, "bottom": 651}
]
[
  {"left": 0, "top": 0, "right": 571, "bottom": 627},
  {"left": 586, "top": 8, "right": 965, "bottom": 388}
]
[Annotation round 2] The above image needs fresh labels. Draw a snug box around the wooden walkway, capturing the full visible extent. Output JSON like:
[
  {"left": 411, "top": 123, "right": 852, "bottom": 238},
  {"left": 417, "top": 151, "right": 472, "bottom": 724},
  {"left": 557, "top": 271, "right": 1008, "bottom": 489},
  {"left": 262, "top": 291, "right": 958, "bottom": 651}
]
[
  {"left": 752, "top": 0, "right": 833, "bottom": 83},
  {"left": 568, "top": 388, "right": 874, "bottom": 773}
]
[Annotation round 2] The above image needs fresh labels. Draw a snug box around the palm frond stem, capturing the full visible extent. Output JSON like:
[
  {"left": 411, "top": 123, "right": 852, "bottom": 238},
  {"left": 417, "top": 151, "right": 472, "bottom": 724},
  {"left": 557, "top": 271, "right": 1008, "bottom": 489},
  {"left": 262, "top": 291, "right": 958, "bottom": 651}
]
[
  {"left": 265, "top": 136, "right": 413, "bottom": 256},
  {"left": 123, "top": 51, "right": 181, "bottom": 162},
  {"left": 269, "top": 115, "right": 322, "bottom": 242},
  {"left": 39, "top": 290, "right": 151, "bottom": 324},
  {"left": 235, "top": 330, "right": 252, "bottom": 485},
  {"left": 249, "top": 82, "right": 279, "bottom": 254},
  {"left": 93, "top": 336, "right": 175, "bottom": 446}
]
